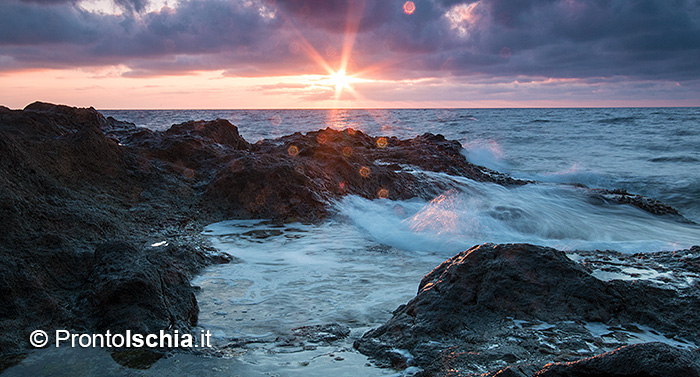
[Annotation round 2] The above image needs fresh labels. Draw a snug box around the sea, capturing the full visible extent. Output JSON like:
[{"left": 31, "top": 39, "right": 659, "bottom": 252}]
[{"left": 4, "top": 107, "right": 700, "bottom": 376}]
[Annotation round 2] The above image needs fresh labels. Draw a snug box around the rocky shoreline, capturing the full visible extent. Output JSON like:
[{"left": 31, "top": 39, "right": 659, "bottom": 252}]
[
  {"left": 354, "top": 243, "right": 700, "bottom": 376},
  {"left": 1, "top": 102, "right": 698, "bottom": 375},
  {"left": 0, "top": 101, "right": 521, "bottom": 355}
]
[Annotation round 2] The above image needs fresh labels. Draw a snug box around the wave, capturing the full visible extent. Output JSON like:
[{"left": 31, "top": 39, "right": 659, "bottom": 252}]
[
  {"left": 598, "top": 116, "right": 638, "bottom": 124},
  {"left": 516, "top": 164, "right": 615, "bottom": 188},
  {"left": 333, "top": 171, "right": 700, "bottom": 255},
  {"left": 528, "top": 119, "right": 557, "bottom": 124},
  {"left": 461, "top": 139, "right": 511, "bottom": 172},
  {"left": 649, "top": 156, "right": 700, "bottom": 163}
]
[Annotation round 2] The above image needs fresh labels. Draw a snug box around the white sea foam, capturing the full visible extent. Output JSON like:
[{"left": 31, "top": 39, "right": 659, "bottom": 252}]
[
  {"left": 334, "top": 171, "right": 700, "bottom": 255},
  {"left": 461, "top": 138, "right": 511, "bottom": 172},
  {"left": 584, "top": 322, "right": 697, "bottom": 350},
  {"left": 516, "top": 163, "right": 616, "bottom": 188},
  {"left": 195, "top": 220, "right": 446, "bottom": 341}
]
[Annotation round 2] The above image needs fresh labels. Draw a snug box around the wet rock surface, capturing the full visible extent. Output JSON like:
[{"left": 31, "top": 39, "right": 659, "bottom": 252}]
[
  {"left": 292, "top": 324, "right": 352, "bottom": 344},
  {"left": 85, "top": 241, "right": 202, "bottom": 333},
  {"left": 0, "top": 103, "right": 228, "bottom": 355},
  {"left": 532, "top": 342, "right": 700, "bottom": 377},
  {"left": 592, "top": 188, "right": 687, "bottom": 220},
  {"left": 355, "top": 243, "right": 700, "bottom": 376}
]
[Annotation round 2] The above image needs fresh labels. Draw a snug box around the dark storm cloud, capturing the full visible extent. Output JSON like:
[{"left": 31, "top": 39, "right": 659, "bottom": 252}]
[
  {"left": 0, "top": 1, "right": 104, "bottom": 45},
  {"left": 0, "top": 0, "right": 698, "bottom": 82},
  {"left": 114, "top": 0, "right": 150, "bottom": 13},
  {"left": 19, "top": 0, "right": 77, "bottom": 4}
]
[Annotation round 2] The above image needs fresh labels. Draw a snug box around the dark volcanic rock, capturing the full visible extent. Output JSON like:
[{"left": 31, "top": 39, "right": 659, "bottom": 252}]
[
  {"left": 164, "top": 119, "right": 252, "bottom": 150},
  {"left": 355, "top": 243, "right": 700, "bottom": 375},
  {"left": 0, "top": 104, "right": 228, "bottom": 354},
  {"left": 136, "top": 119, "right": 252, "bottom": 172},
  {"left": 291, "top": 323, "right": 351, "bottom": 344},
  {"left": 85, "top": 242, "right": 199, "bottom": 333},
  {"left": 593, "top": 188, "right": 685, "bottom": 219},
  {"left": 479, "top": 343, "right": 700, "bottom": 377},
  {"left": 535, "top": 342, "right": 700, "bottom": 377},
  {"left": 203, "top": 127, "right": 526, "bottom": 221}
]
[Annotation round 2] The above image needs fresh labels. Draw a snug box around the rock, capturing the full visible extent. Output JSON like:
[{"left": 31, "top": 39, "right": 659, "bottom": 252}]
[
  {"left": 592, "top": 188, "right": 687, "bottom": 219},
  {"left": 135, "top": 119, "right": 251, "bottom": 172},
  {"left": 164, "top": 119, "right": 251, "bottom": 150},
  {"left": 292, "top": 323, "right": 351, "bottom": 343},
  {"left": 356, "top": 243, "right": 700, "bottom": 375},
  {"left": 85, "top": 241, "right": 198, "bottom": 333},
  {"left": 535, "top": 342, "right": 700, "bottom": 377},
  {"left": 203, "top": 127, "right": 525, "bottom": 222},
  {"left": 23, "top": 101, "right": 108, "bottom": 130},
  {"left": 0, "top": 104, "right": 231, "bottom": 353}
]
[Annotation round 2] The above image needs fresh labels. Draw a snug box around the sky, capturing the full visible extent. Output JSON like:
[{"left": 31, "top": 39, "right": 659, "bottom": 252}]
[{"left": 0, "top": 0, "right": 699, "bottom": 109}]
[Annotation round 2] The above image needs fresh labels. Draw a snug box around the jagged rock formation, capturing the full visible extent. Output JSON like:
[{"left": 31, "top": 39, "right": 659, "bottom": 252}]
[{"left": 355, "top": 243, "right": 700, "bottom": 376}]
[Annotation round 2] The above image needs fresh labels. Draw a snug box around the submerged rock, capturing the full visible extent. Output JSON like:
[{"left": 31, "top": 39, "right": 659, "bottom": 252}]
[
  {"left": 355, "top": 243, "right": 700, "bottom": 376},
  {"left": 109, "top": 349, "right": 164, "bottom": 370},
  {"left": 593, "top": 188, "right": 686, "bottom": 219},
  {"left": 292, "top": 323, "right": 351, "bottom": 344}
]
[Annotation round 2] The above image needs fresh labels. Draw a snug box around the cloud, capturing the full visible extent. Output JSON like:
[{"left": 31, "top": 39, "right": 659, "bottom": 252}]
[
  {"left": 19, "top": 0, "right": 76, "bottom": 4},
  {"left": 0, "top": 0, "right": 698, "bottom": 87},
  {"left": 251, "top": 82, "right": 311, "bottom": 91},
  {"left": 114, "top": 0, "right": 149, "bottom": 14}
]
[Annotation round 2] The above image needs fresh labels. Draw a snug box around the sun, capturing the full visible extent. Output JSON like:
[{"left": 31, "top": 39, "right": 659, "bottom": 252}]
[{"left": 331, "top": 69, "right": 351, "bottom": 92}]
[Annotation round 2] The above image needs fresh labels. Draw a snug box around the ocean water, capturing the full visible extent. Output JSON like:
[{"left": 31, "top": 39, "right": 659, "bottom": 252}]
[{"left": 7, "top": 108, "right": 696, "bottom": 376}]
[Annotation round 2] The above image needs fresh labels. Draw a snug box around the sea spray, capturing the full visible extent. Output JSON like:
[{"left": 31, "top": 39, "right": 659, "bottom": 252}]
[{"left": 334, "top": 170, "right": 700, "bottom": 254}]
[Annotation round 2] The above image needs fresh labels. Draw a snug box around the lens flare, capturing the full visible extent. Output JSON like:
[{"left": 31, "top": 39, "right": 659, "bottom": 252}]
[
  {"left": 359, "top": 166, "right": 371, "bottom": 178},
  {"left": 500, "top": 46, "right": 512, "bottom": 58},
  {"left": 289, "top": 41, "right": 300, "bottom": 54},
  {"left": 183, "top": 168, "right": 195, "bottom": 179},
  {"left": 403, "top": 1, "right": 415, "bottom": 15},
  {"left": 255, "top": 193, "right": 266, "bottom": 206},
  {"left": 376, "top": 137, "right": 388, "bottom": 148},
  {"left": 287, "top": 145, "right": 299, "bottom": 156}
]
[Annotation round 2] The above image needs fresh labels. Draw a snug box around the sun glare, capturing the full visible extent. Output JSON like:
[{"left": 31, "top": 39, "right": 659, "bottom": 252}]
[{"left": 332, "top": 70, "right": 351, "bottom": 92}]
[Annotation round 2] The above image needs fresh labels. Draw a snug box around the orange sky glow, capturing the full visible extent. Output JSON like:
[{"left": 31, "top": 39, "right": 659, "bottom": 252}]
[{"left": 1, "top": 0, "right": 698, "bottom": 109}]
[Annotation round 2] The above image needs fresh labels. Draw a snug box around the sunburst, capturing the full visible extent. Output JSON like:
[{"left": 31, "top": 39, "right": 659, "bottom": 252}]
[{"left": 331, "top": 69, "right": 350, "bottom": 92}]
